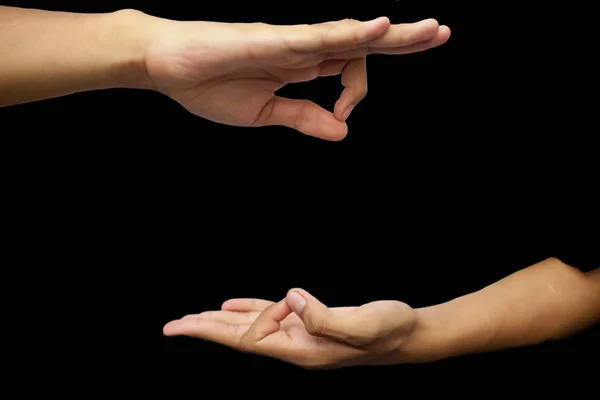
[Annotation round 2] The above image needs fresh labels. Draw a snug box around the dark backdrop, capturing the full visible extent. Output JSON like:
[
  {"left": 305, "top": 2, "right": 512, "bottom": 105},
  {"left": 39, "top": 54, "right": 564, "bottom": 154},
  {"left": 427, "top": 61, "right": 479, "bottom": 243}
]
[{"left": 1, "top": 0, "right": 597, "bottom": 392}]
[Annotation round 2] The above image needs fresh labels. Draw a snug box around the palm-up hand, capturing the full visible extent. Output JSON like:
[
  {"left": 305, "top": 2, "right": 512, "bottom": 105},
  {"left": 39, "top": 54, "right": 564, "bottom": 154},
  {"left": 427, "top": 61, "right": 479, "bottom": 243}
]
[
  {"left": 163, "top": 288, "right": 417, "bottom": 369},
  {"left": 145, "top": 17, "right": 450, "bottom": 140}
]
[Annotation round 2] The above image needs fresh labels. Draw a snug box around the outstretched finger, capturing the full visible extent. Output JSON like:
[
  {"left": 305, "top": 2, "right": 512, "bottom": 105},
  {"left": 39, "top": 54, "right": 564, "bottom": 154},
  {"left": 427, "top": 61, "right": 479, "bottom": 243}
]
[
  {"left": 369, "top": 25, "right": 451, "bottom": 55},
  {"left": 254, "top": 97, "right": 348, "bottom": 141},
  {"left": 222, "top": 298, "right": 274, "bottom": 312},
  {"left": 241, "top": 299, "right": 293, "bottom": 344},
  {"left": 367, "top": 18, "right": 440, "bottom": 48},
  {"left": 323, "top": 25, "right": 450, "bottom": 60},
  {"left": 163, "top": 318, "right": 247, "bottom": 348},
  {"left": 333, "top": 58, "right": 367, "bottom": 122},
  {"left": 284, "top": 17, "right": 390, "bottom": 53},
  {"left": 181, "top": 310, "right": 260, "bottom": 325}
]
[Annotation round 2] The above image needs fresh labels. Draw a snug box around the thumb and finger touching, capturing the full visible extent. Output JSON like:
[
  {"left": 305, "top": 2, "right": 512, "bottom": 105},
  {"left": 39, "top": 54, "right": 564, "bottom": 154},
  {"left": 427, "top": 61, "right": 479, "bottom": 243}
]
[
  {"left": 286, "top": 289, "right": 415, "bottom": 348},
  {"left": 334, "top": 58, "right": 367, "bottom": 122},
  {"left": 255, "top": 97, "right": 349, "bottom": 141},
  {"left": 285, "top": 288, "right": 373, "bottom": 346},
  {"left": 251, "top": 18, "right": 380, "bottom": 140},
  {"left": 255, "top": 57, "right": 366, "bottom": 141},
  {"left": 241, "top": 300, "right": 293, "bottom": 345},
  {"left": 249, "top": 18, "right": 449, "bottom": 140},
  {"left": 163, "top": 288, "right": 414, "bottom": 363}
]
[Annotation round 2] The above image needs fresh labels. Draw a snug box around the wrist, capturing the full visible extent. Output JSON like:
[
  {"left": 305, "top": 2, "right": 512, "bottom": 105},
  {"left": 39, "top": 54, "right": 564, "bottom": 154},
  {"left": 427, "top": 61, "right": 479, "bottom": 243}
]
[
  {"left": 396, "top": 305, "right": 455, "bottom": 363},
  {"left": 91, "top": 9, "right": 162, "bottom": 91},
  {"left": 383, "top": 305, "right": 453, "bottom": 364},
  {"left": 368, "top": 300, "right": 470, "bottom": 365}
]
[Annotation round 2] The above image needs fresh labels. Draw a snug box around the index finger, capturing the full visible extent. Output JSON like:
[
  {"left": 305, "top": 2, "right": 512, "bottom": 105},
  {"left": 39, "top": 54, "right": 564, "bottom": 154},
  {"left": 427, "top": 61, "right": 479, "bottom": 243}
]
[{"left": 242, "top": 299, "right": 293, "bottom": 344}]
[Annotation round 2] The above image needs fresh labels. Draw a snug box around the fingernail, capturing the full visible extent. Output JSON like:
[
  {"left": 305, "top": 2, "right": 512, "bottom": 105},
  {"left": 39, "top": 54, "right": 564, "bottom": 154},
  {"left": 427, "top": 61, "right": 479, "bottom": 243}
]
[
  {"left": 342, "top": 105, "right": 354, "bottom": 121},
  {"left": 287, "top": 291, "right": 306, "bottom": 314}
]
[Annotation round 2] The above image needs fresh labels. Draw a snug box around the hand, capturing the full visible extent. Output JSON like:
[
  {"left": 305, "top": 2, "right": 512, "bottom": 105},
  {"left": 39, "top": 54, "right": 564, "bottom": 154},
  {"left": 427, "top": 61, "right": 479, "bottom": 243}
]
[
  {"left": 144, "top": 17, "right": 450, "bottom": 140},
  {"left": 163, "top": 288, "right": 417, "bottom": 369}
]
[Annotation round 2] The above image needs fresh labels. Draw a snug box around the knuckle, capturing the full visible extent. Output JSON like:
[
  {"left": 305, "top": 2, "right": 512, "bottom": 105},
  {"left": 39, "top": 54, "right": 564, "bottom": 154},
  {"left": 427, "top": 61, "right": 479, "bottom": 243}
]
[
  {"left": 543, "top": 256, "right": 562, "bottom": 265},
  {"left": 358, "top": 84, "right": 368, "bottom": 99},
  {"left": 293, "top": 102, "right": 308, "bottom": 131}
]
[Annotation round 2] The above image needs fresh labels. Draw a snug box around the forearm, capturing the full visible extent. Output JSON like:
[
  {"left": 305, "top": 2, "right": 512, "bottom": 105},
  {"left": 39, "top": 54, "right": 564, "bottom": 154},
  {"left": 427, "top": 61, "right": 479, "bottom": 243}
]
[
  {"left": 393, "top": 258, "right": 600, "bottom": 363},
  {"left": 0, "top": 6, "right": 158, "bottom": 106}
]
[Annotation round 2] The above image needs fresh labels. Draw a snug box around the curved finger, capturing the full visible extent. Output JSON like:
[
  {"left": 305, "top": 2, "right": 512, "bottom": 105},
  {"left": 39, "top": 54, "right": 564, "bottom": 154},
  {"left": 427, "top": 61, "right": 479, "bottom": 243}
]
[
  {"left": 318, "top": 59, "right": 348, "bottom": 77},
  {"left": 284, "top": 17, "right": 390, "bottom": 53},
  {"left": 242, "top": 299, "right": 293, "bottom": 344},
  {"left": 273, "top": 60, "right": 347, "bottom": 83},
  {"left": 254, "top": 96, "right": 348, "bottom": 141},
  {"left": 286, "top": 288, "right": 363, "bottom": 344},
  {"left": 221, "top": 298, "right": 274, "bottom": 312},
  {"left": 333, "top": 58, "right": 367, "bottom": 121},
  {"left": 181, "top": 310, "right": 260, "bottom": 325},
  {"left": 163, "top": 318, "right": 247, "bottom": 348}
]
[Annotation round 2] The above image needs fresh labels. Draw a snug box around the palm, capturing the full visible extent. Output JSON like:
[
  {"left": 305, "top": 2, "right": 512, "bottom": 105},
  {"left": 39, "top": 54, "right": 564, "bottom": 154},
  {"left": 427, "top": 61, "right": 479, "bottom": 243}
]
[
  {"left": 171, "top": 72, "right": 285, "bottom": 128},
  {"left": 165, "top": 297, "right": 415, "bottom": 368},
  {"left": 171, "top": 300, "right": 365, "bottom": 364},
  {"left": 148, "top": 30, "right": 355, "bottom": 133}
]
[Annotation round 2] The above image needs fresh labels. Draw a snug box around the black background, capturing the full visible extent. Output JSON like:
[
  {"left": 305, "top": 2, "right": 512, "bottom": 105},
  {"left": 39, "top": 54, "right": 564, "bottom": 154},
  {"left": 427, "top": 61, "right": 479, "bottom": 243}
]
[{"left": 1, "top": 1, "right": 598, "bottom": 391}]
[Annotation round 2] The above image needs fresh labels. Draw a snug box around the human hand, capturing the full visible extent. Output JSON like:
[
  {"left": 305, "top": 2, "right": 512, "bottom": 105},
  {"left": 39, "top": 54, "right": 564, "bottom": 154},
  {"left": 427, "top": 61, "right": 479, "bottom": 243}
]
[
  {"left": 163, "top": 288, "right": 417, "bottom": 369},
  {"left": 144, "top": 17, "right": 450, "bottom": 140}
]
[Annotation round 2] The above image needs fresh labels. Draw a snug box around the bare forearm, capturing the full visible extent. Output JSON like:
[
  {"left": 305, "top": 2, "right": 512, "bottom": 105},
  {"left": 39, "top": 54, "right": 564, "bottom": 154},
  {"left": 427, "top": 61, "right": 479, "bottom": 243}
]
[
  {"left": 0, "top": 6, "right": 157, "bottom": 106},
  {"left": 392, "top": 258, "right": 600, "bottom": 363}
]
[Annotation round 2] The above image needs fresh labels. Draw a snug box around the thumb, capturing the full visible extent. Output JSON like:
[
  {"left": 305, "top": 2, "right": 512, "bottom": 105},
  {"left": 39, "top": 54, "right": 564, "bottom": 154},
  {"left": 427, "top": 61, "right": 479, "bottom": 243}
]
[
  {"left": 255, "top": 97, "right": 348, "bottom": 141},
  {"left": 286, "top": 288, "right": 352, "bottom": 341}
]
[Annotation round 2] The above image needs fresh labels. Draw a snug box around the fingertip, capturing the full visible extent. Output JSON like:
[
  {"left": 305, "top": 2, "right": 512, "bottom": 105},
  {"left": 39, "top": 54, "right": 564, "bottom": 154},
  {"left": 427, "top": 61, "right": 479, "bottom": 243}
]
[
  {"left": 286, "top": 289, "right": 307, "bottom": 314},
  {"left": 379, "top": 16, "right": 391, "bottom": 26},
  {"left": 318, "top": 117, "right": 348, "bottom": 141},
  {"left": 163, "top": 320, "right": 182, "bottom": 336},
  {"left": 420, "top": 18, "right": 439, "bottom": 28},
  {"left": 287, "top": 288, "right": 305, "bottom": 297},
  {"left": 287, "top": 288, "right": 315, "bottom": 301},
  {"left": 361, "top": 16, "right": 391, "bottom": 42},
  {"left": 334, "top": 97, "right": 357, "bottom": 122},
  {"left": 221, "top": 300, "right": 233, "bottom": 310},
  {"left": 326, "top": 129, "right": 348, "bottom": 142},
  {"left": 286, "top": 288, "right": 309, "bottom": 302},
  {"left": 303, "top": 117, "right": 347, "bottom": 141},
  {"left": 420, "top": 19, "right": 441, "bottom": 41},
  {"left": 368, "top": 16, "right": 391, "bottom": 30},
  {"left": 439, "top": 25, "right": 451, "bottom": 41}
]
